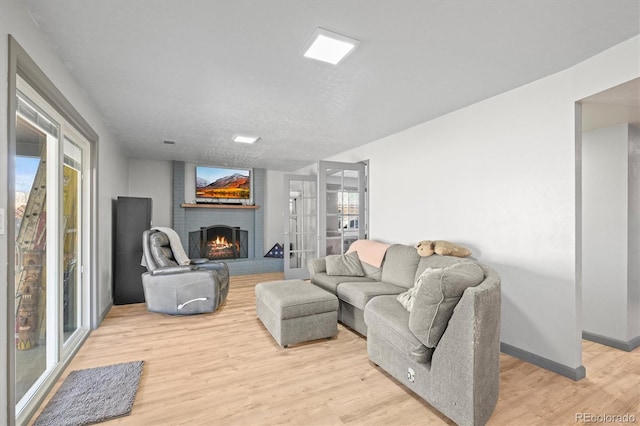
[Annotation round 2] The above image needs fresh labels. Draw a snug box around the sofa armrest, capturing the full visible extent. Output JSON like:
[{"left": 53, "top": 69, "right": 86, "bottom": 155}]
[
  {"left": 307, "top": 257, "right": 327, "bottom": 277},
  {"left": 150, "top": 265, "right": 196, "bottom": 275},
  {"left": 426, "top": 264, "right": 501, "bottom": 426}
]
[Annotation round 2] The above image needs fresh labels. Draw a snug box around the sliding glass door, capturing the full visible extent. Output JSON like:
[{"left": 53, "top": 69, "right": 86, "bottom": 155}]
[{"left": 13, "top": 78, "right": 91, "bottom": 418}]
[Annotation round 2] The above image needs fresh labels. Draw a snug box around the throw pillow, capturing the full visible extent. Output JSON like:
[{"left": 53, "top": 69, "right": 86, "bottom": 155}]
[
  {"left": 326, "top": 251, "right": 365, "bottom": 277},
  {"left": 433, "top": 240, "right": 472, "bottom": 257},
  {"left": 396, "top": 267, "right": 443, "bottom": 311},
  {"left": 408, "top": 262, "right": 484, "bottom": 348}
]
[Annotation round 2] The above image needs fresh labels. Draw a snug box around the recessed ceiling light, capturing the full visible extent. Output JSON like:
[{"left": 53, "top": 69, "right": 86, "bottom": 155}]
[
  {"left": 233, "top": 135, "right": 260, "bottom": 144},
  {"left": 303, "top": 28, "right": 359, "bottom": 65}
]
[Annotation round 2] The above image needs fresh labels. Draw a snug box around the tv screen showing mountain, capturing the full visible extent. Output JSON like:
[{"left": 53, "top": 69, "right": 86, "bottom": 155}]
[{"left": 196, "top": 166, "right": 251, "bottom": 199}]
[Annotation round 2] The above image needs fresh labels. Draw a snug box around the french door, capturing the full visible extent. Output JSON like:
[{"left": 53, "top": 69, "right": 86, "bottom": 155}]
[
  {"left": 318, "top": 160, "right": 367, "bottom": 257},
  {"left": 283, "top": 161, "right": 368, "bottom": 278},
  {"left": 284, "top": 175, "right": 317, "bottom": 279},
  {"left": 13, "top": 78, "right": 91, "bottom": 419}
]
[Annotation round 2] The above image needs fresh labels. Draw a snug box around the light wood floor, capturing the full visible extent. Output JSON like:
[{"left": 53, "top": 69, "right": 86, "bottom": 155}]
[{"left": 31, "top": 273, "right": 640, "bottom": 425}]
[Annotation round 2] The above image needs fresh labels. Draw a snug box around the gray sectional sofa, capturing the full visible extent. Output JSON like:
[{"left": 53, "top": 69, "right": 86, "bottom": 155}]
[{"left": 308, "top": 244, "right": 501, "bottom": 426}]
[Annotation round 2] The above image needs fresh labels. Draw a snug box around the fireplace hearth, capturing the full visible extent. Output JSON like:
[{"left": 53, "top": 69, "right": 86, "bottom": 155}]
[{"left": 189, "top": 225, "right": 248, "bottom": 260}]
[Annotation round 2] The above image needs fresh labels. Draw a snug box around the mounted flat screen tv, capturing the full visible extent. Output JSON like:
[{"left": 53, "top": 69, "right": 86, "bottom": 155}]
[{"left": 195, "top": 166, "right": 253, "bottom": 204}]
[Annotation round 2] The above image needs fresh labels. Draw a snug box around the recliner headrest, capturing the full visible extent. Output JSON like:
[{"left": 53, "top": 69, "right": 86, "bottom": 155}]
[
  {"left": 149, "top": 231, "right": 177, "bottom": 267},
  {"left": 150, "top": 231, "right": 170, "bottom": 248}
]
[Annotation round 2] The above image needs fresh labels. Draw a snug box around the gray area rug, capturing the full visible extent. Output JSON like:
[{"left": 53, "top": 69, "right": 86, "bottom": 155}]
[{"left": 33, "top": 361, "right": 144, "bottom": 426}]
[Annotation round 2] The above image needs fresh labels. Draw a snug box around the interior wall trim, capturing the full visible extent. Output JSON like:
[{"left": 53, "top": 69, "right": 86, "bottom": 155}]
[
  {"left": 500, "top": 342, "right": 587, "bottom": 381},
  {"left": 582, "top": 331, "right": 640, "bottom": 352}
]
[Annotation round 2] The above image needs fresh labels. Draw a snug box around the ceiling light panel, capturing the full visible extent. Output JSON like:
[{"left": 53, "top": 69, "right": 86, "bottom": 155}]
[
  {"left": 303, "top": 28, "right": 359, "bottom": 65},
  {"left": 233, "top": 135, "right": 259, "bottom": 144}
]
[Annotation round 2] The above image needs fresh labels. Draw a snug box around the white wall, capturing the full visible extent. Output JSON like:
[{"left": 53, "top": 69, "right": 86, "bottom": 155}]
[
  {"left": 97, "top": 134, "right": 129, "bottom": 318},
  {"left": 582, "top": 124, "right": 629, "bottom": 340},
  {"left": 309, "top": 36, "right": 640, "bottom": 371},
  {"left": 128, "top": 158, "right": 173, "bottom": 227},
  {"left": 184, "top": 163, "right": 196, "bottom": 203},
  {"left": 1, "top": 1, "right": 128, "bottom": 422},
  {"left": 264, "top": 169, "right": 286, "bottom": 251}
]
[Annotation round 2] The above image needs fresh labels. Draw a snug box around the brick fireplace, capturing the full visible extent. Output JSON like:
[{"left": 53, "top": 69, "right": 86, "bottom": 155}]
[{"left": 172, "top": 161, "right": 282, "bottom": 275}]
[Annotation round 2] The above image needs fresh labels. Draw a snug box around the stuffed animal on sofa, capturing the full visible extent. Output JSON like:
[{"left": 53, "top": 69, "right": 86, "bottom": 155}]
[
  {"left": 416, "top": 240, "right": 471, "bottom": 258},
  {"left": 416, "top": 240, "right": 435, "bottom": 257}
]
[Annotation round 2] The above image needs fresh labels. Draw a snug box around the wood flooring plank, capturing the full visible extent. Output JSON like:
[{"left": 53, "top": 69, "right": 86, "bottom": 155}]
[{"left": 29, "top": 272, "right": 640, "bottom": 425}]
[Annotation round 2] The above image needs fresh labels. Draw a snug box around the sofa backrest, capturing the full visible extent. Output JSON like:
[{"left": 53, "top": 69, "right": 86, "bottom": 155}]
[{"left": 380, "top": 244, "right": 421, "bottom": 288}]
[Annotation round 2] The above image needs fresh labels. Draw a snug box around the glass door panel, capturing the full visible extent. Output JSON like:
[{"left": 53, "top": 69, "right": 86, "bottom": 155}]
[
  {"left": 318, "top": 161, "right": 366, "bottom": 256},
  {"left": 284, "top": 175, "right": 317, "bottom": 279},
  {"left": 62, "top": 138, "right": 83, "bottom": 342},
  {"left": 14, "top": 111, "right": 56, "bottom": 404}
]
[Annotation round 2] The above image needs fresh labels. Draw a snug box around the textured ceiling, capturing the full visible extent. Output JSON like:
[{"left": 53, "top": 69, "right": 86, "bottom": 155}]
[{"left": 22, "top": 0, "right": 640, "bottom": 171}]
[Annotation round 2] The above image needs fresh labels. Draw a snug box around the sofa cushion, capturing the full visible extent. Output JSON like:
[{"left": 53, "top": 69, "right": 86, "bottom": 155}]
[
  {"left": 337, "top": 281, "right": 406, "bottom": 310},
  {"left": 380, "top": 244, "right": 421, "bottom": 289},
  {"left": 311, "top": 273, "right": 375, "bottom": 294},
  {"left": 364, "top": 295, "right": 434, "bottom": 363},
  {"left": 361, "top": 261, "right": 383, "bottom": 281},
  {"left": 326, "top": 251, "right": 365, "bottom": 277},
  {"left": 409, "top": 262, "right": 485, "bottom": 348}
]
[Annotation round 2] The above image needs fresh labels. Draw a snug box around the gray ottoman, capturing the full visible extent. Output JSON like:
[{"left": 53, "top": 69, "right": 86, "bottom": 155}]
[{"left": 255, "top": 280, "right": 339, "bottom": 347}]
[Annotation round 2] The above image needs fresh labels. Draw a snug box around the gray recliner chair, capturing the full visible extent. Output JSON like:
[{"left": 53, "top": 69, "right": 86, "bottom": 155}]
[{"left": 141, "top": 229, "right": 229, "bottom": 315}]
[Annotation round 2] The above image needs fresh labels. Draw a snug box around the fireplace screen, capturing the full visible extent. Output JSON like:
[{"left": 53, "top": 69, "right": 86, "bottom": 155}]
[{"left": 188, "top": 225, "right": 248, "bottom": 260}]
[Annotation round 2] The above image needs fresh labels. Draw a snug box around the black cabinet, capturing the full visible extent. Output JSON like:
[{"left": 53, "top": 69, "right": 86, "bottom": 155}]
[{"left": 114, "top": 196, "right": 152, "bottom": 304}]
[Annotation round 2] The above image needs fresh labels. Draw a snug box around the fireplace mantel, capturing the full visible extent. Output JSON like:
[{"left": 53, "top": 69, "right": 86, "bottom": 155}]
[{"left": 181, "top": 203, "right": 260, "bottom": 210}]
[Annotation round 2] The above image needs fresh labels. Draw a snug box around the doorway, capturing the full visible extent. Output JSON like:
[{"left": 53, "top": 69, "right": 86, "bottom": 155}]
[{"left": 578, "top": 78, "right": 640, "bottom": 354}]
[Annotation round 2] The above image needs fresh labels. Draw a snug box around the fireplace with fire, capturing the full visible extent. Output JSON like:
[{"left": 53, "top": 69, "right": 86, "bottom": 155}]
[{"left": 188, "top": 225, "right": 249, "bottom": 260}]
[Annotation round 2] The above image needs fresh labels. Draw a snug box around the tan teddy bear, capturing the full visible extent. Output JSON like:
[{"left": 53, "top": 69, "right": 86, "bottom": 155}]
[
  {"left": 416, "top": 240, "right": 435, "bottom": 257},
  {"left": 433, "top": 240, "right": 472, "bottom": 257},
  {"left": 416, "top": 240, "right": 472, "bottom": 257}
]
